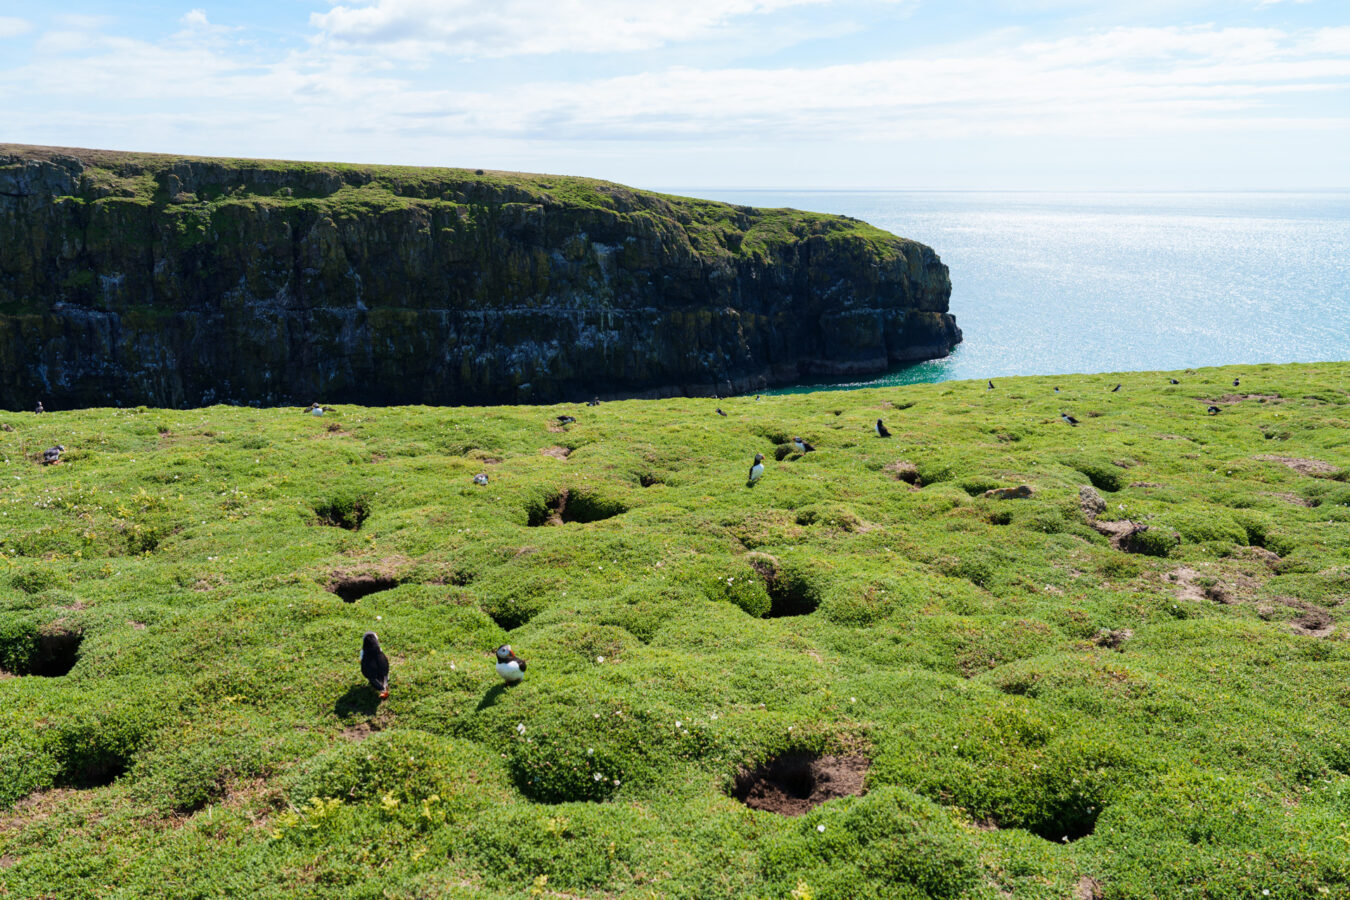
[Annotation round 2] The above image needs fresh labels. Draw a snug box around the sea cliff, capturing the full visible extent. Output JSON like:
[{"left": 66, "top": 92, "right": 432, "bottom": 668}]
[{"left": 0, "top": 145, "right": 959, "bottom": 408}]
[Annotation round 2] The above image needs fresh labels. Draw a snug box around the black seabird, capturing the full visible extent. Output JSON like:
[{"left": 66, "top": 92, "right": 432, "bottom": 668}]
[
  {"left": 876, "top": 419, "right": 891, "bottom": 437},
  {"left": 716, "top": 408, "right": 727, "bottom": 416},
  {"left": 557, "top": 415, "right": 576, "bottom": 425},
  {"left": 1233, "top": 377, "right": 1240, "bottom": 387},
  {"left": 34, "top": 401, "right": 44, "bottom": 414},
  {"left": 360, "top": 631, "right": 390, "bottom": 699},
  {"left": 1207, "top": 405, "right": 1220, "bottom": 415},
  {"left": 792, "top": 437, "right": 816, "bottom": 453},
  {"left": 587, "top": 397, "right": 600, "bottom": 407},
  {"left": 1060, "top": 412, "right": 1079, "bottom": 427},
  {"left": 473, "top": 473, "right": 489, "bottom": 485},
  {"left": 747, "top": 453, "right": 765, "bottom": 484},
  {"left": 1170, "top": 379, "right": 1180, "bottom": 384},
  {"left": 495, "top": 644, "right": 526, "bottom": 684},
  {"left": 41, "top": 445, "right": 66, "bottom": 464},
  {"left": 987, "top": 380, "right": 995, "bottom": 390},
  {"left": 1054, "top": 387, "right": 1060, "bottom": 393},
  {"left": 308, "top": 402, "right": 324, "bottom": 416},
  {"left": 1111, "top": 384, "right": 1121, "bottom": 392}
]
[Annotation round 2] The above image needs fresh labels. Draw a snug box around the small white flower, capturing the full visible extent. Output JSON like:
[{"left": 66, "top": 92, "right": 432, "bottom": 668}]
[
  {"left": 587, "top": 748, "right": 594, "bottom": 755},
  {"left": 516, "top": 723, "right": 526, "bottom": 734},
  {"left": 850, "top": 697, "right": 857, "bottom": 703},
  {"left": 675, "top": 721, "right": 682, "bottom": 728},
  {"left": 816, "top": 824, "right": 826, "bottom": 833},
  {"left": 596, "top": 656, "right": 605, "bottom": 663},
  {"left": 613, "top": 779, "right": 621, "bottom": 786},
  {"left": 450, "top": 663, "right": 456, "bottom": 670},
  {"left": 376, "top": 615, "right": 382, "bottom": 621},
  {"left": 593, "top": 772, "right": 603, "bottom": 781}
]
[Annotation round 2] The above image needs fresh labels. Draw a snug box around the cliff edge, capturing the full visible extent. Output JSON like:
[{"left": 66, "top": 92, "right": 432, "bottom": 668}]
[{"left": 0, "top": 145, "right": 959, "bottom": 408}]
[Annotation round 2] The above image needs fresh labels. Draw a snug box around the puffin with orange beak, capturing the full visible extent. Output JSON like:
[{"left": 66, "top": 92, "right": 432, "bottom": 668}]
[{"left": 360, "top": 631, "right": 390, "bottom": 699}]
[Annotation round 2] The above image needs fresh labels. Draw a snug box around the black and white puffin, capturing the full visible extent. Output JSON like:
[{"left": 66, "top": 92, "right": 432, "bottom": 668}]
[
  {"left": 494, "top": 644, "right": 526, "bottom": 684},
  {"left": 1054, "top": 387, "right": 1060, "bottom": 393},
  {"left": 41, "top": 445, "right": 65, "bottom": 464},
  {"left": 1111, "top": 384, "right": 1121, "bottom": 392},
  {"left": 308, "top": 402, "right": 324, "bottom": 416},
  {"left": 34, "top": 401, "right": 44, "bottom": 414},
  {"left": 1170, "top": 378, "right": 1180, "bottom": 385},
  {"left": 360, "top": 631, "right": 390, "bottom": 699},
  {"left": 1233, "top": 377, "right": 1240, "bottom": 387},
  {"left": 792, "top": 437, "right": 815, "bottom": 454},
  {"left": 473, "top": 472, "right": 489, "bottom": 485},
  {"left": 1060, "top": 412, "right": 1079, "bottom": 427},
  {"left": 987, "top": 380, "right": 995, "bottom": 390},
  {"left": 1207, "top": 405, "right": 1221, "bottom": 415},
  {"left": 747, "top": 453, "right": 765, "bottom": 484},
  {"left": 716, "top": 408, "right": 727, "bottom": 417},
  {"left": 876, "top": 419, "right": 891, "bottom": 437},
  {"left": 557, "top": 415, "right": 576, "bottom": 425}
]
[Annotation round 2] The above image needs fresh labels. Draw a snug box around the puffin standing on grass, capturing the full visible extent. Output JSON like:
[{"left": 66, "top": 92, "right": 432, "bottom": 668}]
[
  {"left": 34, "top": 401, "right": 44, "bottom": 414},
  {"left": 747, "top": 453, "right": 765, "bottom": 485},
  {"left": 792, "top": 436, "right": 815, "bottom": 454},
  {"left": 716, "top": 408, "right": 727, "bottom": 417},
  {"left": 1170, "top": 378, "right": 1180, "bottom": 384},
  {"left": 360, "top": 631, "right": 390, "bottom": 699},
  {"left": 1060, "top": 412, "right": 1079, "bottom": 427},
  {"left": 41, "top": 445, "right": 65, "bottom": 464},
  {"left": 308, "top": 402, "right": 324, "bottom": 416},
  {"left": 1111, "top": 384, "right": 1121, "bottom": 392},
  {"left": 987, "top": 380, "right": 995, "bottom": 390},
  {"left": 876, "top": 419, "right": 891, "bottom": 437},
  {"left": 1208, "top": 405, "right": 1221, "bottom": 415},
  {"left": 473, "top": 473, "right": 489, "bottom": 485},
  {"left": 494, "top": 645, "right": 527, "bottom": 684}
]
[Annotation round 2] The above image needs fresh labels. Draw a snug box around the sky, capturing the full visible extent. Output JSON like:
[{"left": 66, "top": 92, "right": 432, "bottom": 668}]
[{"left": 1, "top": 1, "right": 1347, "bottom": 189}]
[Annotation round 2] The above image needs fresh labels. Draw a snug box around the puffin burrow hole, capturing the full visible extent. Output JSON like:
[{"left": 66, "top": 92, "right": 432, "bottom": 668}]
[
  {"left": 328, "top": 576, "right": 401, "bottom": 603},
  {"left": 312, "top": 497, "right": 370, "bottom": 530},
  {"left": 731, "top": 752, "right": 869, "bottom": 816},
  {"left": 526, "top": 489, "right": 627, "bottom": 527},
  {"left": 0, "top": 623, "right": 83, "bottom": 677}
]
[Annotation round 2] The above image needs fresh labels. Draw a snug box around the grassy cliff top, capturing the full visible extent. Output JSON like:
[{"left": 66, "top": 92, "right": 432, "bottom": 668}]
[
  {"left": 2, "top": 362, "right": 1349, "bottom": 898},
  {"left": 0, "top": 143, "right": 910, "bottom": 262}
]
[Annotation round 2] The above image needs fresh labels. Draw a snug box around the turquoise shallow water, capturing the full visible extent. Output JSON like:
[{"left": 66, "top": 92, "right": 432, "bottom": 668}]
[{"left": 680, "top": 191, "right": 1350, "bottom": 392}]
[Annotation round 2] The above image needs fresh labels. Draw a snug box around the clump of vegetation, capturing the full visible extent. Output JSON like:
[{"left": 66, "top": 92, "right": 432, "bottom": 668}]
[{"left": 1, "top": 362, "right": 1348, "bottom": 898}]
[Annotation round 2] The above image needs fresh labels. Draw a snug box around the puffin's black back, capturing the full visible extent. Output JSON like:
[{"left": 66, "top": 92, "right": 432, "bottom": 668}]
[{"left": 361, "top": 631, "right": 389, "bottom": 691}]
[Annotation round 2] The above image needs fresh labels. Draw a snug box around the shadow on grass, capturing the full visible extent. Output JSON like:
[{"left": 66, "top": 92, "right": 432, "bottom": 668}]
[
  {"left": 335, "top": 685, "right": 381, "bottom": 717},
  {"left": 475, "top": 683, "right": 509, "bottom": 711}
]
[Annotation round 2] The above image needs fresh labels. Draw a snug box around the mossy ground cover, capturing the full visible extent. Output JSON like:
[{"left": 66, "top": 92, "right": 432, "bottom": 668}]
[{"left": 1, "top": 362, "right": 1348, "bottom": 899}]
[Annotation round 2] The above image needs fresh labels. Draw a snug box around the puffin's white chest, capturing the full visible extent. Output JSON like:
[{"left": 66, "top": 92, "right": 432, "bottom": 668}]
[
  {"left": 496, "top": 660, "right": 524, "bottom": 683},
  {"left": 749, "top": 463, "right": 764, "bottom": 481}
]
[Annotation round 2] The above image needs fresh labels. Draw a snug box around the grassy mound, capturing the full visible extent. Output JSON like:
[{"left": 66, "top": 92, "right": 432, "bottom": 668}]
[{"left": 1, "top": 362, "right": 1349, "bottom": 898}]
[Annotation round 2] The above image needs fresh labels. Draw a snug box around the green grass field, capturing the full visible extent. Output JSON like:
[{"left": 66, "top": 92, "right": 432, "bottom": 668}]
[{"left": 2, "top": 362, "right": 1349, "bottom": 899}]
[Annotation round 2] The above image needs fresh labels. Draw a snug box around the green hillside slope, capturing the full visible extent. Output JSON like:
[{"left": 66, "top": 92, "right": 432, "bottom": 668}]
[{"left": 1, "top": 362, "right": 1348, "bottom": 899}]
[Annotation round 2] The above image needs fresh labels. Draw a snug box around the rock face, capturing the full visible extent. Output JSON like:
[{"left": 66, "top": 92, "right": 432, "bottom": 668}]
[{"left": 0, "top": 145, "right": 960, "bottom": 408}]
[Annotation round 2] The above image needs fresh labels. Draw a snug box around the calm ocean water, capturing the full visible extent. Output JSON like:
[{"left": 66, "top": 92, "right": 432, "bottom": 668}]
[{"left": 681, "top": 190, "right": 1350, "bottom": 391}]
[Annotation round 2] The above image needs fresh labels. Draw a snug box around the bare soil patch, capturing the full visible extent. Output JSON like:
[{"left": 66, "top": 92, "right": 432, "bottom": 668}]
[
  {"left": 1076, "top": 876, "right": 1105, "bottom": 900},
  {"left": 883, "top": 460, "right": 921, "bottom": 486},
  {"left": 1167, "top": 567, "right": 1209, "bottom": 602},
  {"left": 1092, "top": 628, "right": 1133, "bottom": 650},
  {"left": 540, "top": 445, "right": 572, "bottom": 460},
  {"left": 1253, "top": 455, "right": 1338, "bottom": 476},
  {"left": 1267, "top": 491, "right": 1318, "bottom": 508},
  {"left": 732, "top": 752, "right": 868, "bottom": 816},
  {"left": 1206, "top": 393, "right": 1283, "bottom": 405}
]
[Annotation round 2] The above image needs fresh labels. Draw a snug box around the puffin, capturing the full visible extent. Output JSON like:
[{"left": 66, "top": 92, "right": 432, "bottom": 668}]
[
  {"left": 876, "top": 419, "right": 891, "bottom": 437},
  {"left": 1054, "top": 387, "right": 1060, "bottom": 393},
  {"left": 557, "top": 415, "right": 576, "bottom": 425},
  {"left": 1170, "top": 378, "right": 1180, "bottom": 385},
  {"left": 1207, "top": 405, "right": 1221, "bottom": 415},
  {"left": 34, "top": 400, "right": 44, "bottom": 414},
  {"left": 587, "top": 397, "right": 600, "bottom": 407},
  {"left": 473, "top": 472, "right": 489, "bottom": 485},
  {"left": 987, "top": 380, "right": 995, "bottom": 390},
  {"left": 747, "top": 452, "right": 765, "bottom": 484},
  {"left": 1060, "top": 412, "right": 1079, "bottom": 427},
  {"left": 792, "top": 437, "right": 816, "bottom": 454},
  {"left": 308, "top": 402, "right": 324, "bottom": 416},
  {"left": 360, "top": 631, "right": 390, "bottom": 699},
  {"left": 41, "top": 445, "right": 65, "bottom": 464},
  {"left": 1233, "top": 377, "right": 1240, "bottom": 387},
  {"left": 1111, "top": 384, "right": 1121, "bottom": 392},
  {"left": 716, "top": 408, "right": 727, "bottom": 417},
  {"left": 494, "top": 644, "right": 527, "bottom": 684}
]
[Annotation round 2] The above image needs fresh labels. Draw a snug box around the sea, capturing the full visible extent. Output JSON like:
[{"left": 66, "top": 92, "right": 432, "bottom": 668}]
[{"left": 677, "top": 190, "right": 1350, "bottom": 392}]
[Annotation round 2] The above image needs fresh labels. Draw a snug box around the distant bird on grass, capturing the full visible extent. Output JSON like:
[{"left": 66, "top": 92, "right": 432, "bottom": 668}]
[
  {"left": 876, "top": 419, "right": 891, "bottom": 437},
  {"left": 1208, "top": 405, "right": 1221, "bottom": 415},
  {"left": 587, "top": 397, "right": 600, "bottom": 407},
  {"left": 792, "top": 437, "right": 816, "bottom": 454},
  {"left": 41, "top": 445, "right": 65, "bottom": 464},
  {"left": 1054, "top": 387, "right": 1060, "bottom": 393},
  {"left": 34, "top": 400, "right": 44, "bottom": 414},
  {"left": 755, "top": 395, "right": 761, "bottom": 401},
  {"left": 1111, "top": 384, "right": 1121, "bottom": 392},
  {"left": 747, "top": 453, "right": 765, "bottom": 485},
  {"left": 308, "top": 402, "right": 324, "bottom": 416},
  {"left": 1060, "top": 412, "right": 1079, "bottom": 427},
  {"left": 1170, "top": 379, "right": 1180, "bottom": 385},
  {"left": 716, "top": 408, "right": 727, "bottom": 417},
  {"left": 495, "top": 644, "right": 526, "bottom": 684},
  {"left": 557, "top": 415, "right": 576, "bottom": 425},
  {"left": 473, "top": 473, "right": 489, "bottom": 485},
  {"left": 361, "top": 631, "right": 390, "bottom": 699},
  {"left": 1233, "top": 377, "right": 1241, "bottom": 387},
  {"left": 987, "top": 380, "right": 995, "bottom": 390}
]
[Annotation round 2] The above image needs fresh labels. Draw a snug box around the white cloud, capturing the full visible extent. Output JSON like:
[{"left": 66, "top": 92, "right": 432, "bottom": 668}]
[
  {"left": 0, "top": 16, "right": 32, "bottom": 39},
  {"left": 310, "top": 0, "right": 912, "bottom": 57}
]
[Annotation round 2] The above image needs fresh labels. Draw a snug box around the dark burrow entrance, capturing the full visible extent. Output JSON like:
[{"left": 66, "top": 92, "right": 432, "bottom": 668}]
[
  {"left": 0, "top": 624, "right": 83, "bottom": 677},
  {"left": 747, "top": 555, "right": 821, "bottom": 618},
  {"left": 731, "top": 752, "right": 869, "bottom": 815},
  {"left": 328, "top": 576, "right": 400, "bottom": 603},
  {"left": 526, "top": 489, "right": 627, "bottom": 526}
]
